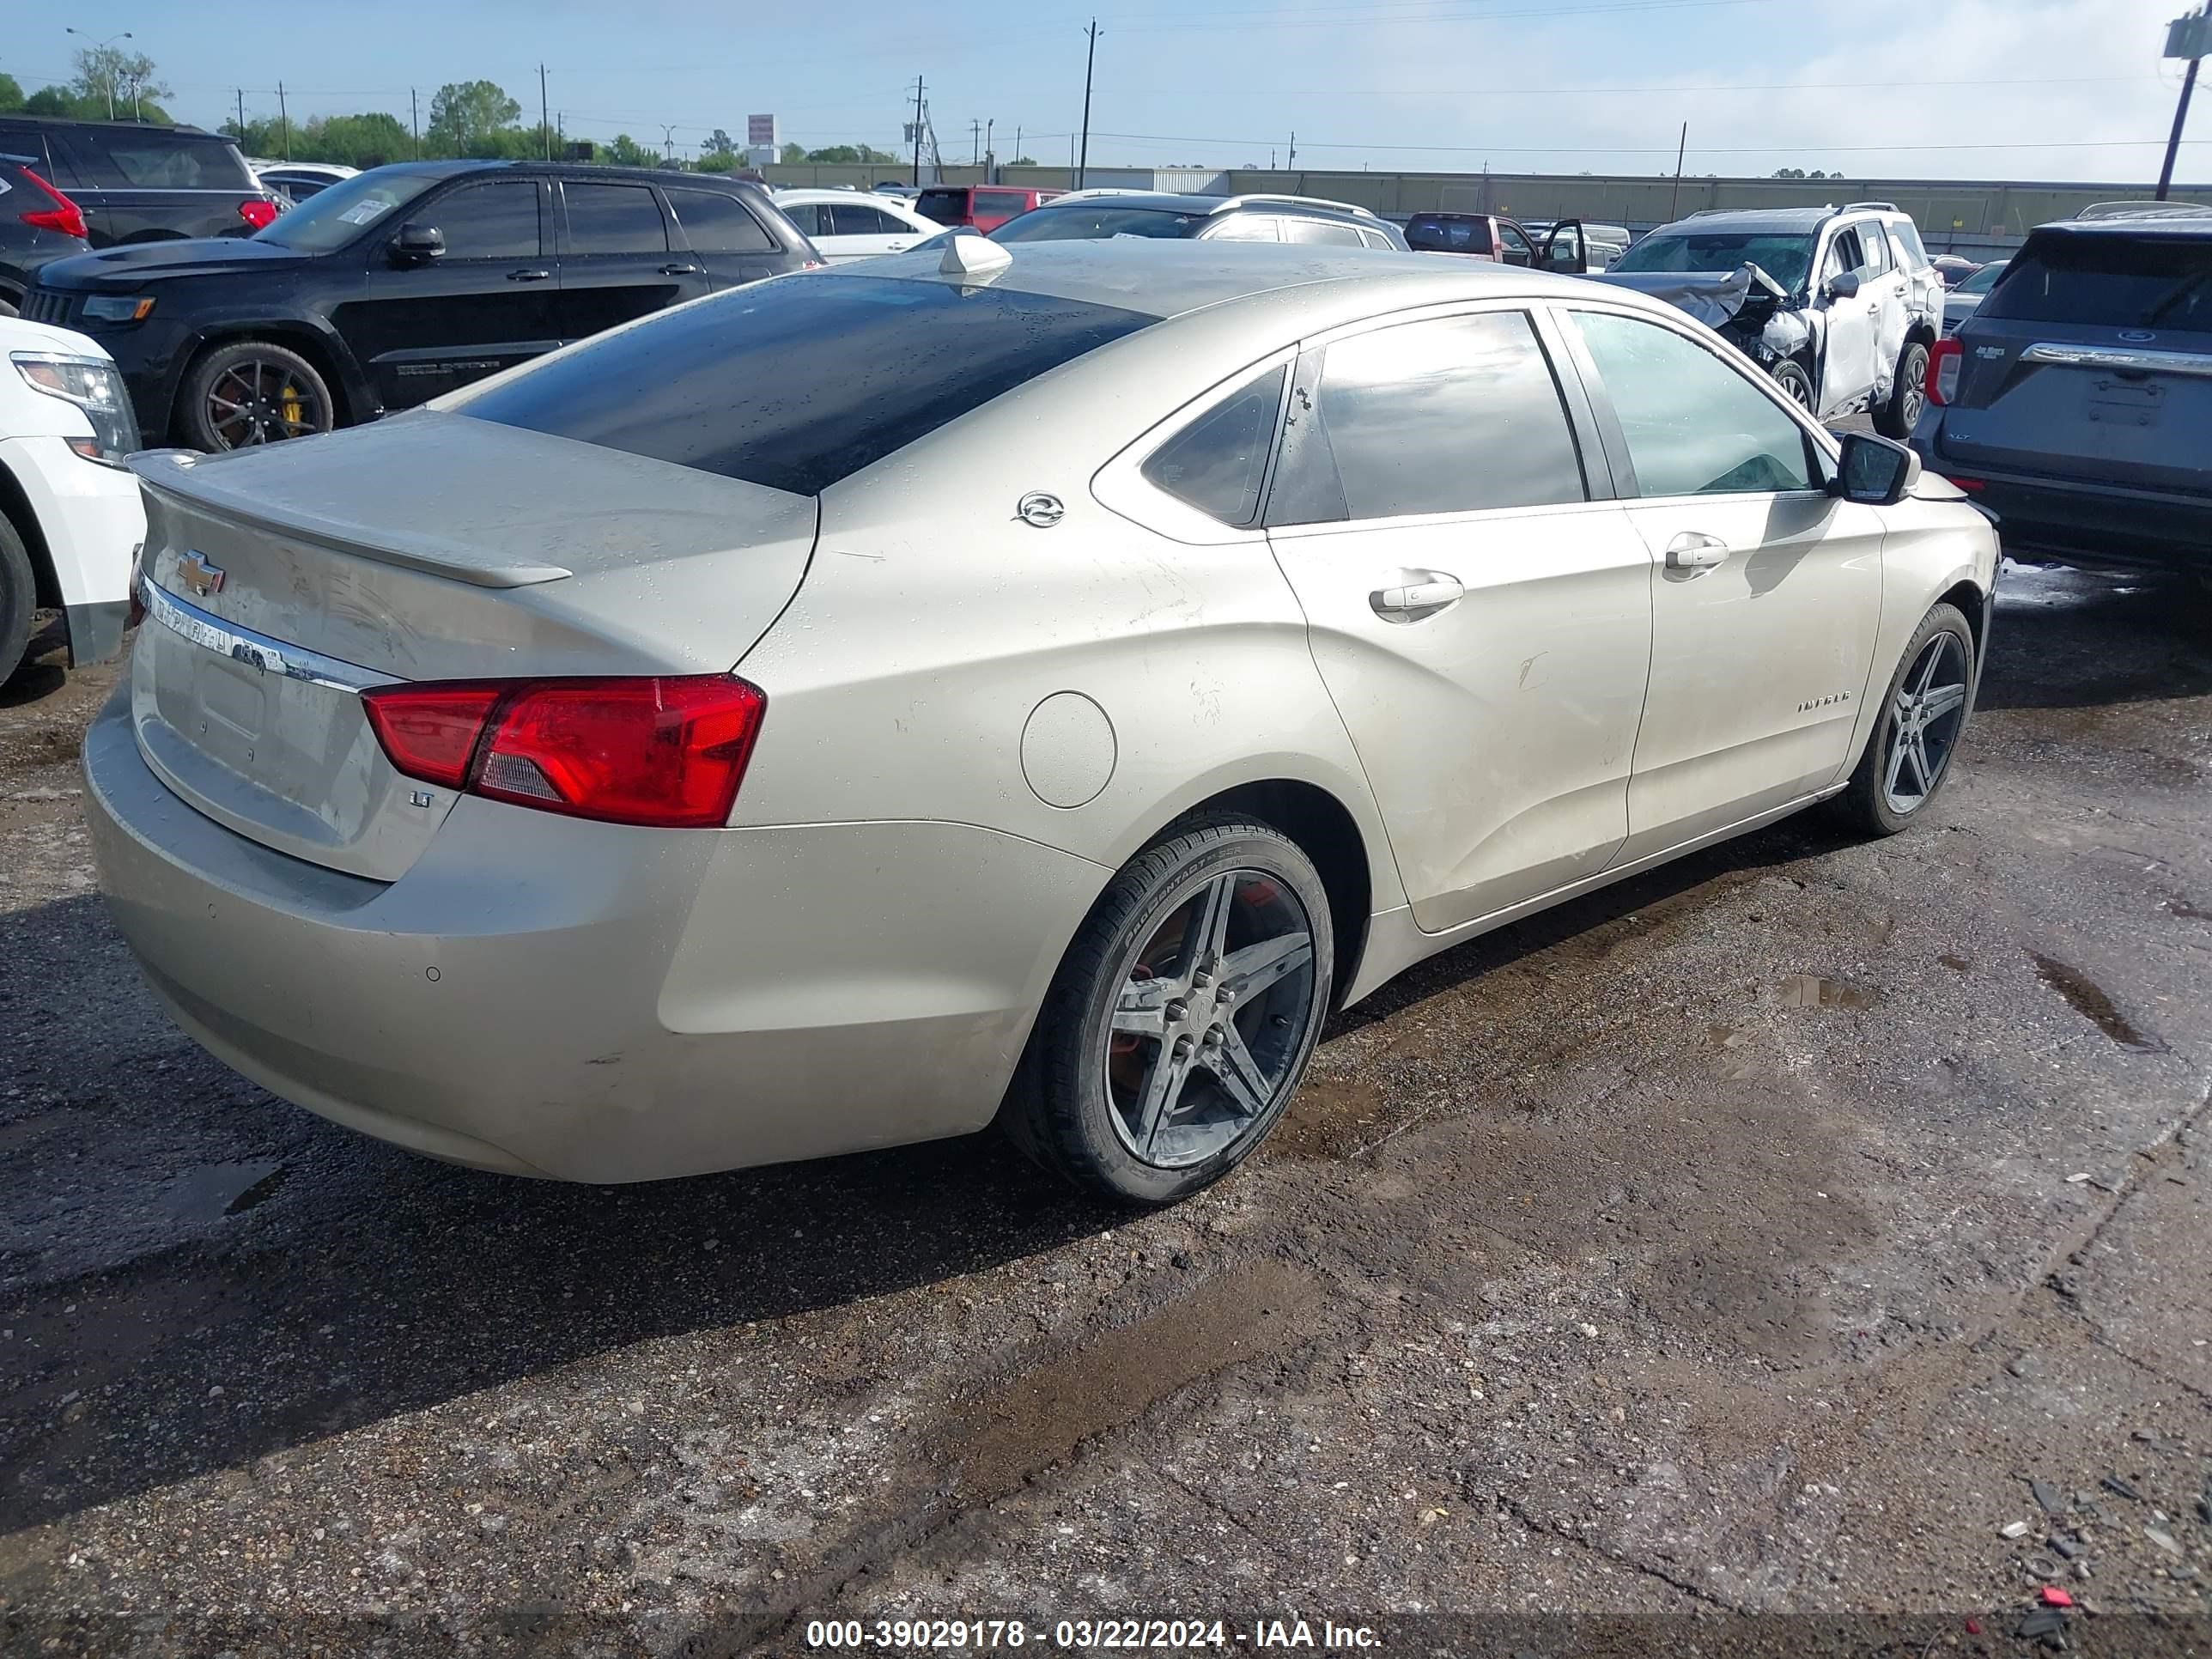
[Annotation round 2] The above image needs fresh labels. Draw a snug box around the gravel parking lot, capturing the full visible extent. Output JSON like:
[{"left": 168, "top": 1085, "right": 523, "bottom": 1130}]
[{"left": 3, "top": 558, "right": 2209, "bottom": 1655}]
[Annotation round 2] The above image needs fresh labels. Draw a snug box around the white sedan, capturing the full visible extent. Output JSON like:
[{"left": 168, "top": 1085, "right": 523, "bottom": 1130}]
[
  {"left": 0, "top": 317, "right": 143, "bottom": 684},
  {"left": 771, "top": 188, "right": 941, "bottom": 263}
]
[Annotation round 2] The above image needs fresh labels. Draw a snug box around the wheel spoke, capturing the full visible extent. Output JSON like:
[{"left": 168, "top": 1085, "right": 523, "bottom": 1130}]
[
  {"left": 1133, "top": 1043, "right": 1194, "bottom": 1157},
  {"left": 1905, "top": 734, "right": 1934, "bottom": 796},
  {"left": 1913, "top": 642, "right": 1944, "bottom": 697},
  {"left": 1885, "top": 728, "right": 1911, "bottom": 796},
  {"left": 1188, "top": 874, "right": 1237, "bottom": 972},
  {"left": 1113, "top": 976, "right": 1174, "bottom": 1037},
  {"left": 1922, "top": 682, "right": 1967, "bottom": 721},
  {"left": 1219, "top": 930, "right": 1312, "bottom": 1000},
  {"left": 1206, "top": 1024, "right": 1273, "bottom": 1120}
]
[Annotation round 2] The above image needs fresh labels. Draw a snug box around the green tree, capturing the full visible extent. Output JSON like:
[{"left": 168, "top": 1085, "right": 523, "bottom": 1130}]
[
  {"left": 696, "top": 150, "right": 738, "bottom": 173},
  {"left": 597, "top": 132, "right": 659, "bottom": 167},
  {"left": 0, "top": 74, "right": 24, "bottom": 112},
  {"left": 781, "top": 141, "right": 807, "bottom": 164},
  {"left": 24, "top": 87, "right": 88, "bottom": 118},
  {"left": 425, "top": 80, "right": 522, "bottom": 155},
  {"left": 1011, "top": 154, "right": 1036, "bottom": 166},
  {"left": 72, "top": 46, "right": 170, "bottom": 121},
  {"left": 705, "top": 128, "right": 737, "bottom": 156}
]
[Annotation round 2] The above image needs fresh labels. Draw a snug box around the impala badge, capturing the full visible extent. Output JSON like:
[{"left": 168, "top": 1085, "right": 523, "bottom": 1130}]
[{"left": 178, "top": 550, "right": 226, "bottom": 597}]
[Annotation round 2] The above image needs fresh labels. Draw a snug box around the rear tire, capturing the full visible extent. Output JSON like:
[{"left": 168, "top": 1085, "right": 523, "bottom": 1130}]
[
  {"left": 0, "top": 513, "right": 36, "bottom": 687},
  {"left": 179, "top": 339, "right": 337, "bottom": 453},
  {"left": 1002, "top": 817, "right": 1334, "bottom": 1206},
  {"left": 1875, "top": 340, "right": 1929, "bottom": 438},
  {"left": 1835, "top": 601, "right": 1977, "bottom": 837}
]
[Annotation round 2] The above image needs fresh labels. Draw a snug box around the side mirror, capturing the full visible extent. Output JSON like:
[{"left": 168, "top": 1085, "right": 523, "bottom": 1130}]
[
  {"left": 1832, "top": 432, "right": 1921, "bottom": 506},
  {"left": 389, "top": 223, "right": 445, "bottom": 264},
  {"left": 1825, "top": 270, "right": 1861, "bottom": 301}
]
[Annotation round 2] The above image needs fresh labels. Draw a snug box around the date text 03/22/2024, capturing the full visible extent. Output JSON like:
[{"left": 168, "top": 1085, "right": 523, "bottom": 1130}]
[{"left": 802, "top": 1617, "right": 1384, "bottom": 1650}]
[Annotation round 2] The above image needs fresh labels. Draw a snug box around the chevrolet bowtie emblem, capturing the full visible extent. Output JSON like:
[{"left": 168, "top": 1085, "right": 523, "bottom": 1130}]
[{"left": 178, "top": 550, "right": 226, "bottom": 597}]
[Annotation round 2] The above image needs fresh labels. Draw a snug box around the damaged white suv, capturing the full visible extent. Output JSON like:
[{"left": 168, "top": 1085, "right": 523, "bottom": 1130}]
[{"left": 1600, "top": 203, "right": 1944, "bottom": 436}]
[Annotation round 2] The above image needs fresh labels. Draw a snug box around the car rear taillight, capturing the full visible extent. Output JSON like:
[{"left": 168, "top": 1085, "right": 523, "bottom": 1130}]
[
  {"left": 238, "top": 198, "right": 278, "bottom": 230},
  {"left": 1926, "top": 337, "right": 1963, "bottom": 407},
  {"left": 18, "top": 171, "right": 88, "bottom": 240},
  {"left": 363, "top": 676, "right": 767, "bottom": 829}
]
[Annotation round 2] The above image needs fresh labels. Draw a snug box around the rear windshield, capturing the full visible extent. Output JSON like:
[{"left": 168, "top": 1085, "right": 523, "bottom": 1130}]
[
  {"left": 65, "top": 129, "right": 258, "bottom": 192},
  {"left": 1610, "top": 230, "right": 1817, "bottom": 294},
  {"left": 915, "top": 189, "right": 967, "bottom": 224},
  {"left": 993, "top": 205, "right": 1203, "bottom": 242},
  {"left": 1978, "top": 233, "right": 2212, "bottom": 331},
  {"left": 1406, "top": 216, "right": 1492, "bottom": 254},
  {"left": 457, "top": 274, "right": 1154, "bottom": 495}
]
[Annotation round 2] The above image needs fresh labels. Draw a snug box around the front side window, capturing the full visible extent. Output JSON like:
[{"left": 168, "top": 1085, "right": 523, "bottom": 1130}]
[
  {"left": 1854, "top": 222, "right": 1893, "bottom": 277},
  {"left": 433, "top": 179, "right": 542, "bottom": 260},
  {"left": 1822, "top": 228, "right": 1864, "bottom": 287},
  {"left": 566, "top": 183, "right": 668, "bottom": 254},
  {"left": 777, "top": 200, "right": 826, "bottom": 237},
  {"left": 1496, "top": 222, "right": 1534, "bottom": 263},
  {"left": 1141, "top": 366, "right": 1286, "bottom": 526},
  {"left": 459, "top": 274, "right": 1153, "bottom": 495},
  {"left": 1267, "top": 311, "right": 1588, "bottom": 526},
  {"left": 668, "top": 188, "right": 774, "bottom": 252},
  {"left": 1569, "top": 310, "right": 1814, "bottom": 497}
]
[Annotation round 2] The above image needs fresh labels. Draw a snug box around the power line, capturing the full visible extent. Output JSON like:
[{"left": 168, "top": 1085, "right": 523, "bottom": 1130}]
[{"left": 1087, "top": 128, "right": 2212, "bottom": 156}]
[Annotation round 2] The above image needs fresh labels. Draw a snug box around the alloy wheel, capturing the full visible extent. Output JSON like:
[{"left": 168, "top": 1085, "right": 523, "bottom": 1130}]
[
  {"left": 204, "top": 357, "right": 330, "bottom": 448},
  {"left": 1103, "top": 868, "right": 1320, "bottom": 1169},
  {"left": 1882, "top": 631, "right": 1969, "bottom": 815}
]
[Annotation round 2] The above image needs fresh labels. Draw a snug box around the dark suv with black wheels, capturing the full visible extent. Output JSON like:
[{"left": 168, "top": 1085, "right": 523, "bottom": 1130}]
[
  {"left": 0, "top": 117, "right": 276, "bottom": 247},
  {"left": 26, "top": 160, "right": 819, "bottom": 450}
]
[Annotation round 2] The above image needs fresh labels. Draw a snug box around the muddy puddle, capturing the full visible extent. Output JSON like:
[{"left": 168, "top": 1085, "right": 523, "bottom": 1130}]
[{"left": 2032, "top": 953, "right": 2166, "bottom": 1052}]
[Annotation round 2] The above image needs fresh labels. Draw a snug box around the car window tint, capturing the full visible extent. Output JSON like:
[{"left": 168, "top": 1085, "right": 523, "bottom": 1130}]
[
  {"left": 1205, "top": 214, "right": 1279, "bottom": 242},
  {"left": 1823, "top": 228, "right": 1863, "bottom": 283},
  {"left": 1142, "top": 366, "right": 1286, "bottom": 526},
  {"left": 1978, "top": 233, "right": 2212, "bottom": 329},
  {"left": 64, "top": 131, "right": 254, "bottom": 191},
  {"left": 994, "top": 205, "right": 1203, "bottom": 241},
  {"left": 1269, "top": 311, "right": 1587, "bottom": 526},
  {"left": 1406, "top": 216, "right": 1489, "bottom": 254},
  {"left": 460, "top": 274, "right": 1154, "bottom": 495},
  {"left": 777, "top": 201, "right": 825, "bottom": 237},
  {"left": 975, "top": 190, "right": 1028, "bottom": 216},
  {"left": 830, "top": 202, "right": 899, "bottom": 235},
  {"left": 566, "top": 182, "right": 667, "bottom": 253},
  {"left": 666, "top": 188, "right": 775, "bottom": 252},
  {"left": 1497, "top": 222, "right": 1534, "bottom": 258},
  {"left": 915, "top": 189, "right": 966, "bottom": 224},
  {"left": 1571, "top": 310, "right": 1814, "bottom": 497},
  {"left": 433, "top": 179, "right": 542, "bottom": 259},
  {"left": 1889, "top": 218, "right": 1930, "bottom": 270},
  {"left": 1284, "top": 218, "right": 1366, "bottom": 246},
  {"left": 1358, "top": 228, "right": 1394, "bottom": 250}
]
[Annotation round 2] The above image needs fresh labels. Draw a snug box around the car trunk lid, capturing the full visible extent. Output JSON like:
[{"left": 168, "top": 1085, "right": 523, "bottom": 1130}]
[
  {"left": 128, "top": 411, "right": 817, "bottom": 880},
  {"left": 1932, "top": 228, "right": 2212, "bottom": 495}
]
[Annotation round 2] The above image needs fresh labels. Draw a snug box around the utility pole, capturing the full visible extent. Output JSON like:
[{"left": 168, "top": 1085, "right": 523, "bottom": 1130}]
[
  {"left": 278, "top": 82, "right": 290, "bottom": 161},
  {"left": 970, "top": 118, "right": 981, "bottom": 165},
  {"left": 1013, "top": 125, "right": 1021, "bottom": 167},
  {"left": 539, "top": 64, "right": 551, "bottom": 161},
  {"left": 660, "top": 124, "right": 678, "bottom": 164},
  {"left": 985, "top": 118, "right": 994, "bottom": 181},
  {"left": 911, "top": 75, "right": 927, "bottom": 186},
  {"left": 2157, "top": 7, "right": 2209, "bottom": 200},
  {"left": 64, "top": 29, "right": 131, "bottom": 121},
  {"left": 1287, "top": 131, "right": 1296, "bottom": 169},
  {"left": 1668, "top": 120, "right": 1687, "bottom": 219},
  {"left": 410, "top": 88, "right": 420, "bottom": 157},
  {"left": 1077, "top": 18, "right": 1099, "bottom": 188},
  {"left": 234, "top": 87, "right": 246, "bottom": 139}
]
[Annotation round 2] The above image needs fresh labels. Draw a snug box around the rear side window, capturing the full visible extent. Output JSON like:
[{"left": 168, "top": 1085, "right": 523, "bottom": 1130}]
[
  {"left": 565, "top": 183, "right": 668, "bottom": 253},
  {"left": 1268, "top": 311, "right": 1587, "bottom": 526},
  {"left": 1570, "top": 310, "right": 1814, "bottom": 497},
  {"left": 1204, "top": 215, "right": 1280, "bottom": 243},
  {"left": 1978, "top": 233, "right": 2212, "bottom": 330},
  {"left": 1142, "top": 366, "right": 1286, "bottom": 526},
  {"left": 459, "top": 274, "right": 1153, "bottom": 495},
  {"left": 1407, "top": 216, "right": 1490, "bottom": 254},
  {"left": 830, "top": 202, "right": 902, "bottom": 235},
  {"left": 975, "top": 189, "right": 1028, "bottom": 217},
  {"left": 63, "top": 131, "right": 254, "bottom": 191},
  {"left": 1284, "top": 219, "right": 1365, "bottom": 247},
  {"left": 1888, "top": 218, "right": 1930, "bottom": 270},
  {"left": 667, "top": 188, "right": 775, "bottom": 252},
  {"left": 916, "top": 189, "right": 966, "bottom": 224}
]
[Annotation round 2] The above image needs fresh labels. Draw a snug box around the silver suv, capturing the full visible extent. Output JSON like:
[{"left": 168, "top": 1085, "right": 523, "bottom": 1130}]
[{"left": 1601, "top": 203, "right": 1944, "bottom": 435}]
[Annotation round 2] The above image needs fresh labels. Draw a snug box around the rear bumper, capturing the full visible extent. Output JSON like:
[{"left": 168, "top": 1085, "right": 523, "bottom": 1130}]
[
  {"left": 1908, "top": 439, "right": 2211, "bottom": 568},
  {"left": 82, "top": 689, "right": 1105, "bottom": 1182}
]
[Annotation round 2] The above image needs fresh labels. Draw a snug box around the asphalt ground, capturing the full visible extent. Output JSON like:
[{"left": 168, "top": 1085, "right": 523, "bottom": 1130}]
[{"left": 1, "top": 556, "right": 2209, "bottom": 1657}]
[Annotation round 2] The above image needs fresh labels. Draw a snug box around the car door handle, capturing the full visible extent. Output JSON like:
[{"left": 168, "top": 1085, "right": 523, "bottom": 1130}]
[
  {"left": 659, "top": 263, "right": 702, "bottom": 276},
  {"left": 507, "top": 267, "right": 552, "bottom": 282},
  {"left": 1664, "top": 532, "right": 1729, "bottom": 569},
  {"left": 1370, "top": 574, "right": 1465, "bottom": 620}
]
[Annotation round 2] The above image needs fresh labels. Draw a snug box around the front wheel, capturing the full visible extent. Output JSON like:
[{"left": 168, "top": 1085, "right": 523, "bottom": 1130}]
[
  {"left": 1875, "top": 340, "right": 1929, "bottom": 438},
  {"left": 1770, "top": 358, "right": 1816, "bottom": 412},
  {"left": 179, "top": 339, "right": 337, "bottom": 452},
  {"left": 1835, "top": 601, "right": 1976, "bottom": 836},
  {"left": 1003, "top": 817, "right": 1334, "bottom": 1205}
]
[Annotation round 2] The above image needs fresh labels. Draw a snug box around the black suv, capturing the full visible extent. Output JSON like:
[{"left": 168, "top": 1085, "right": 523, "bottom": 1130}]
[
  {"left": 0, "top": 117, "right": 276, "bottom": 248},
  {"left": 27, "top": 161, "right": 820, "bottom": 450},
  {"left": 989, "top": 191, "right": 1412, "bottom": 250},
  {"left": 1911, "top": 209, "right": 2212, "bottom": 568},
  {"left": 0, "top": 155, "right": 93, "bottom": 315}
]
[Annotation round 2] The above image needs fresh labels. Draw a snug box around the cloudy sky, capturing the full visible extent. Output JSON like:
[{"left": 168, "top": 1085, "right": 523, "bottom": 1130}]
[{"left": 15, "top": 0, "right": 2204, "bottom": 183}]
